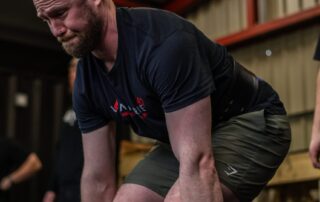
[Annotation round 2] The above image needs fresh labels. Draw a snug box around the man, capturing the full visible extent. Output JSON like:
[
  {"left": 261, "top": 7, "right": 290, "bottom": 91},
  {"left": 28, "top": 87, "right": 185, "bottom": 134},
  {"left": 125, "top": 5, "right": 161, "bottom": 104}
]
[
  {"left": 42, "top": 58, "right": 83, "bottom": 202},
  {"left": 309, "top": 37, "right": 320, "bottom": 169},
  {"left": 32, "top": 0, "right": 291, "bottom": 201},
  {"left": 0, "top": 137, "right": 42, "bottom": 202}
]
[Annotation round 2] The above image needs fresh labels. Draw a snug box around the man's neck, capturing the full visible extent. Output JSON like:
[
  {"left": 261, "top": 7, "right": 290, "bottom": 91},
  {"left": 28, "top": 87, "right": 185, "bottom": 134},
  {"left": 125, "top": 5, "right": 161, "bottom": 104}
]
[{"left": 92, "top": 5, "right": 118, "bottom": 72}]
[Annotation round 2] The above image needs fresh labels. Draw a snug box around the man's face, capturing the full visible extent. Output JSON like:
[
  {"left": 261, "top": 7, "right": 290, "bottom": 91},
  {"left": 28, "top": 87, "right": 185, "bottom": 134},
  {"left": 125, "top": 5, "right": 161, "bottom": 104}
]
[{"left": 33, "top": 0, "right": 103, "bottom": 57}]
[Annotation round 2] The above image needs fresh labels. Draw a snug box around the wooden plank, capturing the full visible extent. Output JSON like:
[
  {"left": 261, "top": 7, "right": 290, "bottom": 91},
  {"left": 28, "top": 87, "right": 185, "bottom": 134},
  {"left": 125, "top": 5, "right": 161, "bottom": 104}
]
[
  {"left": 266, "top": 0, "right": 285, "bottom": 21},
  {"left": 216, "top": 6, "right": 320, "bottom": 46},
  {"left": 274, "top": 0, "right": 285, "bottom": 18},
  {"left": 227, "top": 0, "right": 242, "bottom": 33},
  {"left": 251, "top": 41, "right": 273, "bottom": 83},
  {"left": 200, "top": 2, "right": 214, "bottom": 38},
  {"left": 269, "top": 36, "right": 290, "bottom": 110},
  {"left": 302, "top": 0, "right": 317, "bottom": 10},
  {"left": 306, "top": 113, "right": 314, "bottom": 145},
  {"left": 301, "top": 26, "right": 320, "bottom": 111},
  {"left": 230, "top": 45, "right": 254, "bottom": 70},
  {"left": 289, "top": 116, "right": 307, "bottom": 152},
  {"left": 195, "top": 6, "right": 208, "bottom": 35},
  {"left": 187, "top": 0, "right": 216, "bottom": 38},
  {"left": 285, "top": 0, "right": 301, "bottom": 15},
  {"left": 119, "top": 140, "right": 154, "bottom": 182},
  {"left": 214, "top": 0, "right": 229, "bottom": 38},
  {"left": 269, "top": 151, "right": 320, "bottom": 186},
  {"left": 250, "top": 42, "right": 264, "bottom": 77},
  {"left": 239, "top": 0, "right": 248, "bottom": 29},
  {"left": 119, "top": 151, "right": 145, "bottom": 182},
  {"left": 256, "top": 0, "right": 267, "bottom": 23},
  {"left": 285, "top": 31, "right": 305, "bottom": 114},
  {"left": 207, "top": 1, "right": 220, "bottom": 38}
]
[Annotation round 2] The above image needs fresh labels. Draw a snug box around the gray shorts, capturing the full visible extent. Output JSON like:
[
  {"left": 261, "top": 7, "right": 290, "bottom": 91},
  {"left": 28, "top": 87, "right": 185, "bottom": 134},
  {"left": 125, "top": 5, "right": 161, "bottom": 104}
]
[{"left": 124, "top": 110, "right": 291, "bottom": 202}]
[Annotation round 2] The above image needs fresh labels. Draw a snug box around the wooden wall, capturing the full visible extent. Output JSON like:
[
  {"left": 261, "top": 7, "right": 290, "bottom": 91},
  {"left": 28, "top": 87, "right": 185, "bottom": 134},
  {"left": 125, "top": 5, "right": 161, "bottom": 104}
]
[
  {"left": 184, "top": 1, "right": 320, "bottom": 201},
  {"left": 186, "top": 0, "right": 320, "bottom": 152},
  {"left": 230, "top": 26, "right": 320, "bottom": 152}
]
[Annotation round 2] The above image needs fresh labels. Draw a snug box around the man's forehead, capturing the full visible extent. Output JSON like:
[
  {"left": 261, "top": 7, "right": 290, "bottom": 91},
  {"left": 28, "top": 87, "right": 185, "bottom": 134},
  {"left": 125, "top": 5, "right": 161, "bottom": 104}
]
[{"left": 34, "top": 0, "right": 68, "bottom": 13}]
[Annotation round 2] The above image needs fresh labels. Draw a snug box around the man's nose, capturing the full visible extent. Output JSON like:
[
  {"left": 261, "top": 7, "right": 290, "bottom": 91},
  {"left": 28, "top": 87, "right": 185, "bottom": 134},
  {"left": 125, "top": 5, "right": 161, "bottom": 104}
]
[{"left": 49, "top": 20, "right": 66, "bottom": 38}]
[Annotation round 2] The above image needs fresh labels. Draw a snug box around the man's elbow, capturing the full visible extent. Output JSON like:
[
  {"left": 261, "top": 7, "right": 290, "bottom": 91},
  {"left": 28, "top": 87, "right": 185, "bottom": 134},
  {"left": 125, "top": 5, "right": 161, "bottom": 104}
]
[
  {"left": 81, "top": 169, "right": 117, "bottom": 194},
  {"left": 29, "top": 153, "right": 42, "bottom": 172}
]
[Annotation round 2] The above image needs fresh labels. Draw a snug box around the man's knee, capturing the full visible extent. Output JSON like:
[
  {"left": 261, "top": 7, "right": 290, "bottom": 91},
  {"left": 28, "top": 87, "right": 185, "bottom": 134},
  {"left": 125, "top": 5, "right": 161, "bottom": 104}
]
[{"left": 113, "top": 184, "right": 164, "bottom": 202}]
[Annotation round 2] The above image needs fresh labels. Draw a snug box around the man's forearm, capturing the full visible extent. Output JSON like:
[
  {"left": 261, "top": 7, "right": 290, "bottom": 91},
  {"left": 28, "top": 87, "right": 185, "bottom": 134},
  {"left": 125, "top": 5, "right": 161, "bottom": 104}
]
[
  {"left": 81, "top": 123, "right": 117, "bottom": 202},
  {"left": 312, "top": 69, "right": 320, "bottom": 137},
  {"left": 179, "top": 154, "right": 223, "bottom": 202}
]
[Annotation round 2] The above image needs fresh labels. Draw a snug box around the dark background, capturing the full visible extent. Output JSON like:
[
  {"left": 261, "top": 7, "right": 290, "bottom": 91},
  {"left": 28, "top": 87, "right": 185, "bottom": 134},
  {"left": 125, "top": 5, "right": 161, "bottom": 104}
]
[{"left": 0, "top": 0, "right": 203, "bottom": 201}]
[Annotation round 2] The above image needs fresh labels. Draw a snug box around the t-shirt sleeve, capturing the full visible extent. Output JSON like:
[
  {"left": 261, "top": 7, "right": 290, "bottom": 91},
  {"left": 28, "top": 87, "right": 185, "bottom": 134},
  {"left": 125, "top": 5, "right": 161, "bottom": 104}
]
[
  {"left": 146, "top": 31, "right": 214, "bottom": 112},
  {"left": 73, "top": 61, "right": 110, "bottom": 133},
  {"left": 314, "top": 36, "right": 320, "bottom": 61}
]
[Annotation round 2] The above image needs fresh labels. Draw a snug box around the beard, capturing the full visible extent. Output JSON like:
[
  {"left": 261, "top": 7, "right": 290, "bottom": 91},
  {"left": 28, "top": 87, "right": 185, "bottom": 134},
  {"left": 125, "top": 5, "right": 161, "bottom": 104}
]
[{"left": 60, "top": 7, "right": 103, "bottom": 57}]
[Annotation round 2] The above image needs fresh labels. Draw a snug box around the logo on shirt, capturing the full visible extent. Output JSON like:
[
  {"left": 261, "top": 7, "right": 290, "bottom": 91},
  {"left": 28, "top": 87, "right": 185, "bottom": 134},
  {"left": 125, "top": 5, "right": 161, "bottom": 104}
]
[{"left": 110, "top": 97, "right": 148, "bottom": 119}]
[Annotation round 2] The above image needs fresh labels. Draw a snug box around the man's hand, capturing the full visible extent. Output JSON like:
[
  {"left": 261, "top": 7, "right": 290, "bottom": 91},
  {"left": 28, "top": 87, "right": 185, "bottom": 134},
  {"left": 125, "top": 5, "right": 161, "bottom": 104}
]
[
  {"left": 0, "top": 176, "right": 13, "bottom": 191},
  {"left": 42, "top": 191, "right": 56, "bottom": 202},
  {"left": 310, "top": 68, "right": 320, "bottom": 169},
  {"left": 310, "top": 133, "right": 320, "bottom": 168}
]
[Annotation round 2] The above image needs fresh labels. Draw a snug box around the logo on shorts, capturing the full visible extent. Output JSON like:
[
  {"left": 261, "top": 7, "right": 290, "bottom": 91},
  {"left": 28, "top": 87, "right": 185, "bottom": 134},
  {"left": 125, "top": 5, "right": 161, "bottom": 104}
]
[{"left": 224, "top": 165, "right": 238, "bottom": 176}]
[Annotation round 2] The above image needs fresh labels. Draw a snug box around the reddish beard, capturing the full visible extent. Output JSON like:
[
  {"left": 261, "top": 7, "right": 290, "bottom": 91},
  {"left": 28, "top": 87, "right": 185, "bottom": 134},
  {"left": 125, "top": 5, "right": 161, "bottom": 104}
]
[
  {"left": 58, "top": 8, "right": 103, "bottom": 57},
  {"left": 58, "top": 34, "right": 77, "bottom": 43}
]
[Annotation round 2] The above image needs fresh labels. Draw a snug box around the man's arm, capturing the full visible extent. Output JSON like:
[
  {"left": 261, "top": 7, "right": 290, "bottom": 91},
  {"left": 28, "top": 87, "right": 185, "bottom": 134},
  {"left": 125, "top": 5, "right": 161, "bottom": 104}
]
[
  {"left": 310, "top": 68, "right": 320, "bottom": 168},
  {"left": 165, "top": 96, "right": 223, "bottom": 202},
  {"left": 0, "top": 153, "right": 42, "bottom": 190},
  {"left": 42, "top": 191, "right": 56, "bottom": 202},
  {"left": 81, "top": 122, "right": 117, "bottom": 202}
]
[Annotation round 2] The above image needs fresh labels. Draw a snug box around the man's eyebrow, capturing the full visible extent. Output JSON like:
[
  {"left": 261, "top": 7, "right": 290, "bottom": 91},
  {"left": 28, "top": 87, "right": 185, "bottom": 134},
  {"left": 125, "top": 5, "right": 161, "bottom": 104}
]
[
  {"left": 36, "top": 7, "right": 52, "bottom": 19},
  {"left": 37, "top": 5, "right": 65, "bottom": 19},
  {"left": 37, "top": 10, "right": 46, "bottom": 19}
]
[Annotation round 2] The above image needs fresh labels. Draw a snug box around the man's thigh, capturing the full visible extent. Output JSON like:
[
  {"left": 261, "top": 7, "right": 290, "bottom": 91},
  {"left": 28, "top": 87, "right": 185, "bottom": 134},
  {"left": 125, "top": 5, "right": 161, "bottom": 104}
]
[
  {"left": 123, "top": 110, "right": 290, "bottom": 201},
  {"left": 123, "top": 143, "right": 179, "bottom": 197},
  {"left": 164, "top": 179, "right": 239, "bottom": 202},
  {"left": 113, "top": 184, "right": 163, "bottom": 202},
  {"left": 122, "top": 144, "right": 239, "bottom": 202},
  {"left": 213, "top": 110, "right": 291, "bottom": 201}
]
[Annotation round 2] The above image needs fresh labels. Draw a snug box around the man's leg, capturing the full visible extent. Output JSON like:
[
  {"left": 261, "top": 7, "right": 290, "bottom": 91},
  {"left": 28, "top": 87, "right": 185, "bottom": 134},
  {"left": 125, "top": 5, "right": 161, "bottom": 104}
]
[
  {"left": 164, "top": 180, "right": 239, "bottom": 202},
  {"left": 118, "top": 142, "right": 242, "bottom": 202},
  {"left": 114, "top": 179, "right": 238, "bottom": 202},
  {"left": 121, "top": 143, "right": 179, "bottom": 200},
  {"left": 113, "top": 184, "right": 163, "bottom": 202},
  {"left": 212, "top": 110, "right": 291, "bottom": 201}
]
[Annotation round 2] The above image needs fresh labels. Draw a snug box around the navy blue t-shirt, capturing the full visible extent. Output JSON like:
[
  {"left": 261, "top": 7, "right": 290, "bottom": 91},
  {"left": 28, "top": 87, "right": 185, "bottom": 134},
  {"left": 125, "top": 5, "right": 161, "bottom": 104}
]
[{"left": 74, "top": 8, "right": 284, "bottom": 143}]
